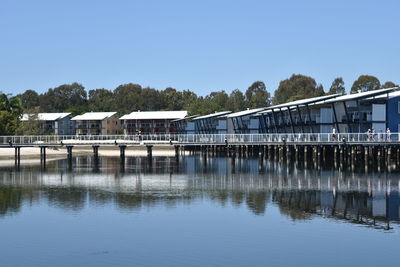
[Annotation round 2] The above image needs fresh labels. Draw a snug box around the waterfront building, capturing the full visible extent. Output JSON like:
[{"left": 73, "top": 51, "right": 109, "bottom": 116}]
[
  {"left": 226, "top": 108, "right": 266, "bottom": 134},
  {"left": 120, "top": 111, "right": 188, "bottom": 134},
  {"left": 21, "top": 113, "right": 75, "bottom": 135},
  {"left": 191, "top": 111, "right": 232, "bottom": 134},
  {"left": 258, "top": 87, "right": 400, "bottom": 134},
  {"left": 72, "top": 112, "right": 121, "bottom": 135},
  {"left": 172, "top": 115, "right": 198, "bottom": 134},
  {"left": 258, "top": 94, "right": 340, "bottom": 133}
]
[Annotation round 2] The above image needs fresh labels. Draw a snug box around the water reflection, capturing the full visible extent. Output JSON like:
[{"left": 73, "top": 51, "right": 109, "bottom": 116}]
[{"left": 0, "top": 155, "right": 399, "bottom": 230}]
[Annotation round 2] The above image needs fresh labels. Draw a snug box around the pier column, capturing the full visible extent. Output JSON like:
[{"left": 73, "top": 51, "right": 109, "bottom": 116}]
[
  {"left": 14, "top": 147, "right": 21, "bottom": 168},
  {"left": 119, "top": 145, "right": 126, "bottom": 172},
  {"left": 40, "top": 146, "right": 46, "bottom": 167},
  {"left": 66, "top": 146, "right": 73, "bottom": 170},
  {"left": 147, "top": 145, "right": 153, "bottom": 159},
  {"left": 92, "top": 145, "right": 99, "bottom": 158},
  {"left": 174, "top": 145, "right": 180, "bottom": 159}
]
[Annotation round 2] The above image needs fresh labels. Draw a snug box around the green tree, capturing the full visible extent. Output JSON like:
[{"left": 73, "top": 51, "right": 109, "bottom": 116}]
[
  {"left": 328, "top": 77, "right": 346, "bottom": 95},
  {"left": 0, "top": 93, "right": 22, "bottom": 135},
  {"left": 350, "top": 75, "right": 381, "bottom": 93},
  {"left": 181, "top": 90, "right": 198, "bottom": 109},
  {"left": 0, "top": 94, "right": 22, "bottom": 115},
  {"left": 39, "top": 83, "right": 87, "bottom": 112},
  {"left": 18, "top": 90, "right": 40, "bottom": 110},
  {"left": 273, "top": 74, "right": 324, "bottom": 105},
  {"left": 162, "top": 87, "right": 184, "bottom": 110},
  {"left": 382, "top": 81, "right": 397, "bottom": 88},
  {"left": 207, "top": 91, "right": 229, "bottom": 110},
  {"left": 245, "top": 81, "right": 271, "bottom": 108},
  {"left": 16, "top": 108, "right": 41, "bottom": 135},
  {"left": 188, "top": 97, "right": 222, "bottom": 115},
  {"left": 227, "top": 89, "right": 246, "bottom": 112},
  {"left": 88, "top": 88, "right": 114, "bottom": 112},
  {"left": 112, "top": 83, "right": 143, "bottom": 114}
]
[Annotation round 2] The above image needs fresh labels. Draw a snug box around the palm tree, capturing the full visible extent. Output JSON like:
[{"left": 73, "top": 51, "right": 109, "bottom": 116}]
[{"left": 0, "top": 93, "right": 22, "bottom": 115}]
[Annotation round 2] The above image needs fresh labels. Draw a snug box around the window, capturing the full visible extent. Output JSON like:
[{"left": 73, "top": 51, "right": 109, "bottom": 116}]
[{"left": 398, "top": 102, "right": 400, "bottom": 114}]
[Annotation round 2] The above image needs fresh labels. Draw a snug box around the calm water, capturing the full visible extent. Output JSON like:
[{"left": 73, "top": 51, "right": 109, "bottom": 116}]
[{"left": 1, "top": 155, "right": 400, "bottom": 267}]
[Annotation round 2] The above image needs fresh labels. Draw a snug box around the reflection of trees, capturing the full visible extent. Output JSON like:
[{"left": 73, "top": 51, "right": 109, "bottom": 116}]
[
  {"left": 272, "top": 190, "right": 315, "bottom": 220},
  {"left": 246, "top": 191, "right": 269, "bottom": 215},
  {"left": 231, "top": 191, "right": 245, "bottom": 207},
  {"left": 45, "top": 187, "right": 87, "bottom": 211},
  {"left": 0, "top": 187, "right": 23, "bottom": 216},
  {"left": 1, "top": 153, "right": 400, "bottom": 232}
]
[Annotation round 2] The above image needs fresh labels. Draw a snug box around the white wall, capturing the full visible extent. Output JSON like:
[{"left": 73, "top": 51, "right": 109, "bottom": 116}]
[{"left": 372, "top": 104, "right": 386, "bottom": 121}]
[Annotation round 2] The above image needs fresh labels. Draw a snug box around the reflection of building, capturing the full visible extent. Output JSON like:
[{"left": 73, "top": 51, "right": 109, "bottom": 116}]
[
  {"left": 21, "top": 113, "right": 75, "bottom": 135},
  {"left": 72, "top": 112, "right": 121, "bottom": 135},
  {"left": 120, "top": 111, "right": 187, "bottom": 134}
]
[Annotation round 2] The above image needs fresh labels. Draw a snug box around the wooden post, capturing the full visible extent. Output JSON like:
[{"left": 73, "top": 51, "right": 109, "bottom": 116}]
[
  {"left": 119, "top": 145, "right": 126, "bottom": 172},
  {"left": 175, "top": 145, "right": 180, "bottom": 160},
  {"left": 14, "top": 147, "right": 20, "bottom": 168},
  {"left": 147, "top": 145, "right": 153, "bottom": 159}
]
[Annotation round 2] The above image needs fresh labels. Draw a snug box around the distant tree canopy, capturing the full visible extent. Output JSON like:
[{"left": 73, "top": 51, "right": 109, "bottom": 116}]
[
  {"left": 3, "top": 74, "right": 397, "bottom": 135},
  {"left": 19, "top": 89, "right": 39, "bottom": 110},
  {"left": 245, "top": 81, "right": 271, "bottom": 108},
  {"left": 273, "top": 74, "right": 324, "bottom": 105},
  {"left": 382, "top": 81, "right": 398, "bottom": 88},
  {"left": 350, "top": 75, "right": 381, "bottom": 94},
  {"left": 328, "top": 77, "right": 346, "bottom": 95},
  {"left": 36, "top": 83, "right": 87, "bottom": 112},
  {"left": 0, "top": 93, "right": 22, "bottom": 135},
  {"left": 227, "top": 89, "right": 246, "bottom": 112}
]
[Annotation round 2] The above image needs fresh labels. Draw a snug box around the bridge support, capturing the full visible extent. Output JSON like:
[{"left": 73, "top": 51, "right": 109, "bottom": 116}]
[
  {"left": 14, "top": 147, "right": 20, "bottom": 168},
  {"left": 174, "top": 145, "right": 180, "bottom": 159},
  {"left": 66, "top": 146, "right": 73, "bottom": 170},
  {"left": 147, "top": 145, "right": 153, "bottom": 159},
  {"left": 119, "top": 145, "right": 126, "bottom": 172},
  {"left": 40, "top": 146, "right": 46, "bottom": 169},
  {"left": 91, "top": 146, "right": 100, "bottom": 172},
  {"left": 92, "top": 145, "right": 99, "bottom": 158}
]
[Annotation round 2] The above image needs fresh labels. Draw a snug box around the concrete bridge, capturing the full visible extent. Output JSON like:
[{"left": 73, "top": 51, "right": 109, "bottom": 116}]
[{"left": 1, "top": 133, "right": 400, "bottom": 169}]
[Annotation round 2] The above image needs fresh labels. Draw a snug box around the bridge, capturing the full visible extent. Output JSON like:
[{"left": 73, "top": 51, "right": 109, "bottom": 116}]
[{"left": 1, "top": 133, "right": 399, "bottom": 169}]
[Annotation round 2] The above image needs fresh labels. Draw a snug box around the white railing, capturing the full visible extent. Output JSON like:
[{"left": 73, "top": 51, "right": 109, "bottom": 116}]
[{"left": 0, "top": 133, "right": 398, "bottom": 145}]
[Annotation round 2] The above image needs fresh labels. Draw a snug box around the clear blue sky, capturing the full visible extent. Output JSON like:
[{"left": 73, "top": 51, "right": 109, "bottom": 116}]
[{"left": 1, "top": 0, "right": 399, "bottom": 96}]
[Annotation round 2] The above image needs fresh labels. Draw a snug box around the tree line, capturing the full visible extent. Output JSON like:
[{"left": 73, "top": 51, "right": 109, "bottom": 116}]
[{"left": 0, "top": 74, "right": 398, "bottom": 135}]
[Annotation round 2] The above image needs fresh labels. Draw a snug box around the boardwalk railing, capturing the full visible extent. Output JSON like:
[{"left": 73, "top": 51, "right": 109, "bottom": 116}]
[{"left": 0, "top": 133, "right": 399, "bottom": 146}]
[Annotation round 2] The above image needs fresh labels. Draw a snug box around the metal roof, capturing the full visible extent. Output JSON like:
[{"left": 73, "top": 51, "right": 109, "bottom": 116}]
[
  {"left": 264, "top": 94, "right": 341, "bottom": 112},
  {"left": 120, "top": 111, "right": 188, "bottom": 120},
  {"left": 371, "top": 88, "right": 400, "bottom": 99},
  {"left": 171, "top": 115, "right": 198, "bottom": 123},
  {"left": 21, "top": 113, "right": 71, "bottom": 121},
  {"left": 226, "top": 108, "right": 266, "bottom": 118},
  {"left": 192, "top": 111, "right": 232, "bottom": 121},
  {"left": 72, "top": 112, "right": 117, "bottom": 121},
  {"left": 313, "top": 87, "right": 396, "bottom": 105}
]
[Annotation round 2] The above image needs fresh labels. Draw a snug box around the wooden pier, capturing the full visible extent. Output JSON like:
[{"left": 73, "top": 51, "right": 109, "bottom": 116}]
[{"left": 1, "top": 133, "right": 400, "bottom": 170}]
